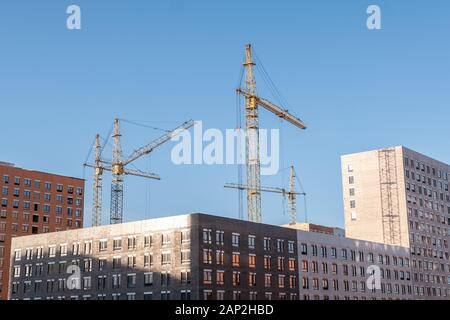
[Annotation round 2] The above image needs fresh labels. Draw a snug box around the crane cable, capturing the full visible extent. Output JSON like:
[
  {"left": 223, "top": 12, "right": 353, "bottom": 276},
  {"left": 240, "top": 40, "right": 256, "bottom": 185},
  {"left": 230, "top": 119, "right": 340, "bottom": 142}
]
[{"left": 236, "top": 63, "right": 245, "bottom": 220}]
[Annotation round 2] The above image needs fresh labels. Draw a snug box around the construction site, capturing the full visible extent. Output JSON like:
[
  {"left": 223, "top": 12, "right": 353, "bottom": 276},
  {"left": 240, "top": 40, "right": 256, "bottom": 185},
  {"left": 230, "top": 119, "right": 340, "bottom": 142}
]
[{"left": 3, "top": 44, "right": 450, "bottom": 301}]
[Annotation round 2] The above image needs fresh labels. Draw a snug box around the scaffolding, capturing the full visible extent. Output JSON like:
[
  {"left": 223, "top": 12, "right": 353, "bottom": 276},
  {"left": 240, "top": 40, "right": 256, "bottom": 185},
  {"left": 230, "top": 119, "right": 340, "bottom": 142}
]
[{"left": 378, "top": 148, "right": 402, "bottom": 245}]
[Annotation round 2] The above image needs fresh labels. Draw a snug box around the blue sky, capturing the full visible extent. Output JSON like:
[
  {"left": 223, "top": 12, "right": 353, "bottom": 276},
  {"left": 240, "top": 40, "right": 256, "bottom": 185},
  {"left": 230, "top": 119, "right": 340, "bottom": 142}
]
[{"left": 0, "top": 0, "right": 449, "bottom": 228}]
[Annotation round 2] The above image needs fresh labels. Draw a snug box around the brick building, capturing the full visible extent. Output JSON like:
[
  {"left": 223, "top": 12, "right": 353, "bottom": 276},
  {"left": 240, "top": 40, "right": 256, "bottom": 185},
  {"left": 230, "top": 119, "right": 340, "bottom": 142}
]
[
  {"left": 0, "top": 161, "right": 84, "bottom": 299},
  {"left": 8, "top": 213, "right": 412, "bottom": 300}
]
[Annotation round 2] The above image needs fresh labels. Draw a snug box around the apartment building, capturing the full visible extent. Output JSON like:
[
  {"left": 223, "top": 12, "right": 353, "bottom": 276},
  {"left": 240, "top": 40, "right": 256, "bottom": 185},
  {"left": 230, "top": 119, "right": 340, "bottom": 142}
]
[
  {"left": 341, "top": 146, "right": 450, "bottom": 299},
  {"left": 0, "top": 161, "right": 84, "bottom": 300},
  {"left": 9, "top": 213, "right": 412, "bottom": 300},
  {"left": 288, "top": 224, "right": 413, "bottom": 300}
]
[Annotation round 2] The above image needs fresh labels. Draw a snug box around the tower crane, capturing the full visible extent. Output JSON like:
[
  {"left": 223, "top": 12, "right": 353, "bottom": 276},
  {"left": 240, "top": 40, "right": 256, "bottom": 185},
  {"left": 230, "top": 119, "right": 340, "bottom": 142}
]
[
  {"left": 237, "top": 44, "right": 307, "bottom": 223},
  {"left": 85, "top": 119, "right": 195, "bottom": 226},
  {"left": 225, "top": 166, "right": 305, "bottom": 225}
]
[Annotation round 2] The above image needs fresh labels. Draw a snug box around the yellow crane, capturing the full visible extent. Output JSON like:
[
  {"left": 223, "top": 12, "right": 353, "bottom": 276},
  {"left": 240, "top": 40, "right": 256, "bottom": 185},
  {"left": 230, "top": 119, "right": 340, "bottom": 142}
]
[
  {"left": 85, "top": 119, "right": 195, "bottom": 226},
  {"left": 237, "top": 44, "right": 307, "bottom": 223},
  {"left": 226, "top": 166, "right": 305, "bottom": 225}
]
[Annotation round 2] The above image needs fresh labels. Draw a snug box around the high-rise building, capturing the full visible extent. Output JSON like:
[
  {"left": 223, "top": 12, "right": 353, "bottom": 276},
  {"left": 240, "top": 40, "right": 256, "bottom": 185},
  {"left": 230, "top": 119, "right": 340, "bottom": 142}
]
[
  {"left": 341, "top": 146, "right": 450, "bottom": 299},
  {"left": 0, "top": 162, "right": 85, "bottom": 299},
  {"left": 8, "top": 213, "right": 413, "bottom": 300}
]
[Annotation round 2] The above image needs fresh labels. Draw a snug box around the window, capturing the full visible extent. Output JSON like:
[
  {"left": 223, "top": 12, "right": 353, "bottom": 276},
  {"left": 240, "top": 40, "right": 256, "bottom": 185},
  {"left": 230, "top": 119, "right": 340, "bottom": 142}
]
[
  {"left": 216, "top": 250, "right": 224, "bottom": 266},
  {"left": 203, "top": 290, "right": 213, "bottom": 301},
  {"left": 160, "top": 272, "right": 171, "bottom": 287},
  {"left": 49, "top": 246, "right": 56, "bottom": 258},
  {"left": 83, "top": 277, "right": 92, "bottom": 290},
  {"left": 180, "top": 290, "right": 191, "bottom": 301},
  {"left": 203, "top": 270, "right": 212, "bottom": 285},
  {"left": 264, "top": 256, "right": 272, "bottom": 270},
  {"left": 248, "top": 272, "right": 256, "bottom": 287},
  {"left": 127, "top": 255, "right": 136, "bottom": 268},
  {"left": 181, "top": 230, "right": 190, "bottom": 243},
  {"left": 301, "top": 243, "right": 308, "bottom": 255},
  {"left": 277, "top": 239, "right": 285, "bottom": 253},
  {"left": 112, "top": 274, "right": 121, "bottom": 289},
  {"left": 203, "top": 249, "right": 213, "bottom": 264},
  {"left": 127, "top": 274, "right": 136, "bottom": 288},
  {"left": 341, "top": 249, "right": 348, "bottom": 260},
  {"left": 217, "top": 271, "right": 225, "bottom": 285},
  {"left": 99, "top": 240, "right": 108, "bottom": 252},
  {"left": 232, "top": 252, "right": 240, "bottom": 267},
  {"left": 216, "top": 230, "right": 224, "bottom": 245},
  {"left": 248, "top": 235, "right": 256, "bottom": 249},
  {"left": 112, "top": 257, "right": 121, "bottom": 269},
  {"left": 128, "top": 236, "right": 137, "bottom": 250},
  {"left": 203, "top": 229, "right": 212, "bottom": 244},
  {"left": 144, "top": 235, "right": 153, "bottom": 248},
  {"left": 277, "top": 257, "right": 285, "bottom": 271},
  {"left": 288, "top": 258, "right": 296, "bottom": 271},
  {"left": 288, "top": 241, "right": 295, "bottom": 254},
  {"left": 144, "top": 272, "right": 153, "bottom": 286},
  {"left": 181, "top": 251, "right": 190, "bottom": 264},
  {"left": 232, "top": 233, "right": 240, "bottom": 247},
  {"left": 350, "top": 200, "right": 356, "bottom": 209},
  {"left": 264, "top": 237, "right": 271, "bottom": 251},
  {"left": 162, "top": 233, "right": 171, "bottom": 245},
  {"left": 349, "top": 176, "right": 354, "bottom": 184},
  {"left": 349, "top": 188, "right": 355, "bottom": 196},
  {"left": 14, "top": 249, "right": 21, "bottom": 261},
  {"left": 249, "top": 254, "right": 256, "bottom": 268},
  {"left": 161, "top": 252, "right": 171, "bottom": 265},
  {"left": 232, "top": 271, "right": 241, "bottom": 286},
  {"left": 60, "top": 244, "right": 68, "bottom": 257}
]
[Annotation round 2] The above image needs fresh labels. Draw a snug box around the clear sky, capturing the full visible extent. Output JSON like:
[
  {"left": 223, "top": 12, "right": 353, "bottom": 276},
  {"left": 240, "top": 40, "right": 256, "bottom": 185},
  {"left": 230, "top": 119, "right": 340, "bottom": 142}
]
[{"left": 1, "top": 0, "right": 449, "bottom": 228}]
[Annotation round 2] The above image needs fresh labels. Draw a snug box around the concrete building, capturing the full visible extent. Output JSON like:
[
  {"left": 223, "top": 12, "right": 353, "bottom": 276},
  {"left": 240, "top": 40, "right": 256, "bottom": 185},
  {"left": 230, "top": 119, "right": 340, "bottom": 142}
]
[
  {"left": 0, "top": 162, "right": 85, "bottom": 300},
  {"left": 341, "top": 146, "right": 450, "bottom": 299},
  {"left": 8, "top": 213, "right": 412, "bottom": 300}
]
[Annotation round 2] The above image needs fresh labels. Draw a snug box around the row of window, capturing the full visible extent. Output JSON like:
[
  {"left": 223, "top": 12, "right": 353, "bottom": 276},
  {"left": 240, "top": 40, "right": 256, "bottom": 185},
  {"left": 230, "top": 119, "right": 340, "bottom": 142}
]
[
  {"left": 0, "top": 200, "right": 82, "bottom": 214},
  {"left": 203, "top": 290, "right": 297, "bottom": 301},
  {"left": 13, "top": 291, "right": 178, "bottom": 301},
  {"left": 302, "top": 277, "right": 412, "bottom": 295},
  {"left": 1, "top": 175, "right": 82, "bottom": 195},
  {"left": 202, "top": 249, "right": 296, "bottom": 271},
  {"left": 403, "top": 156, "right": 449, "bottom": 181},
  {"left": 203, "top": 269, "right": 297, "bottom": 289},
  {"left": 299, "top": 243, "right": 410, "bottom": 267},
  {"left": 1, "top": 187, "right": 83, "bottom": 204},
  {"left": 0, "top": 219, "right": 81, "bottom": 236},
  {"left": 12, "top": 270, "right": 191, "bottom": 296},
  {"left": 301, "top": 260, "right": 411, "bottom": 280},
  {"left": 13, "top": 233, "right": 190, "bottom": 261},
  {"left": 202, "top": 229, "right": 296, "bottom": 253}
]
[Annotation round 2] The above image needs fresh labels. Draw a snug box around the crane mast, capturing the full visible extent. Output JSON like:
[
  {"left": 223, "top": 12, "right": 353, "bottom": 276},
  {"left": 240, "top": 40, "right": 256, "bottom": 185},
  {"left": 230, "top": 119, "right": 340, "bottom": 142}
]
[
  {"left": 92, "top": 134, "right": 103, "bottom": 227},
  {"left": 243, "top": 44, "right": 262, "bottom": 223},
  {"left": 110, "top": 118, "right": 124, "bottom": 224},
  {"left": 288, "top": 166, "right": 297, "bottom": 225}
]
